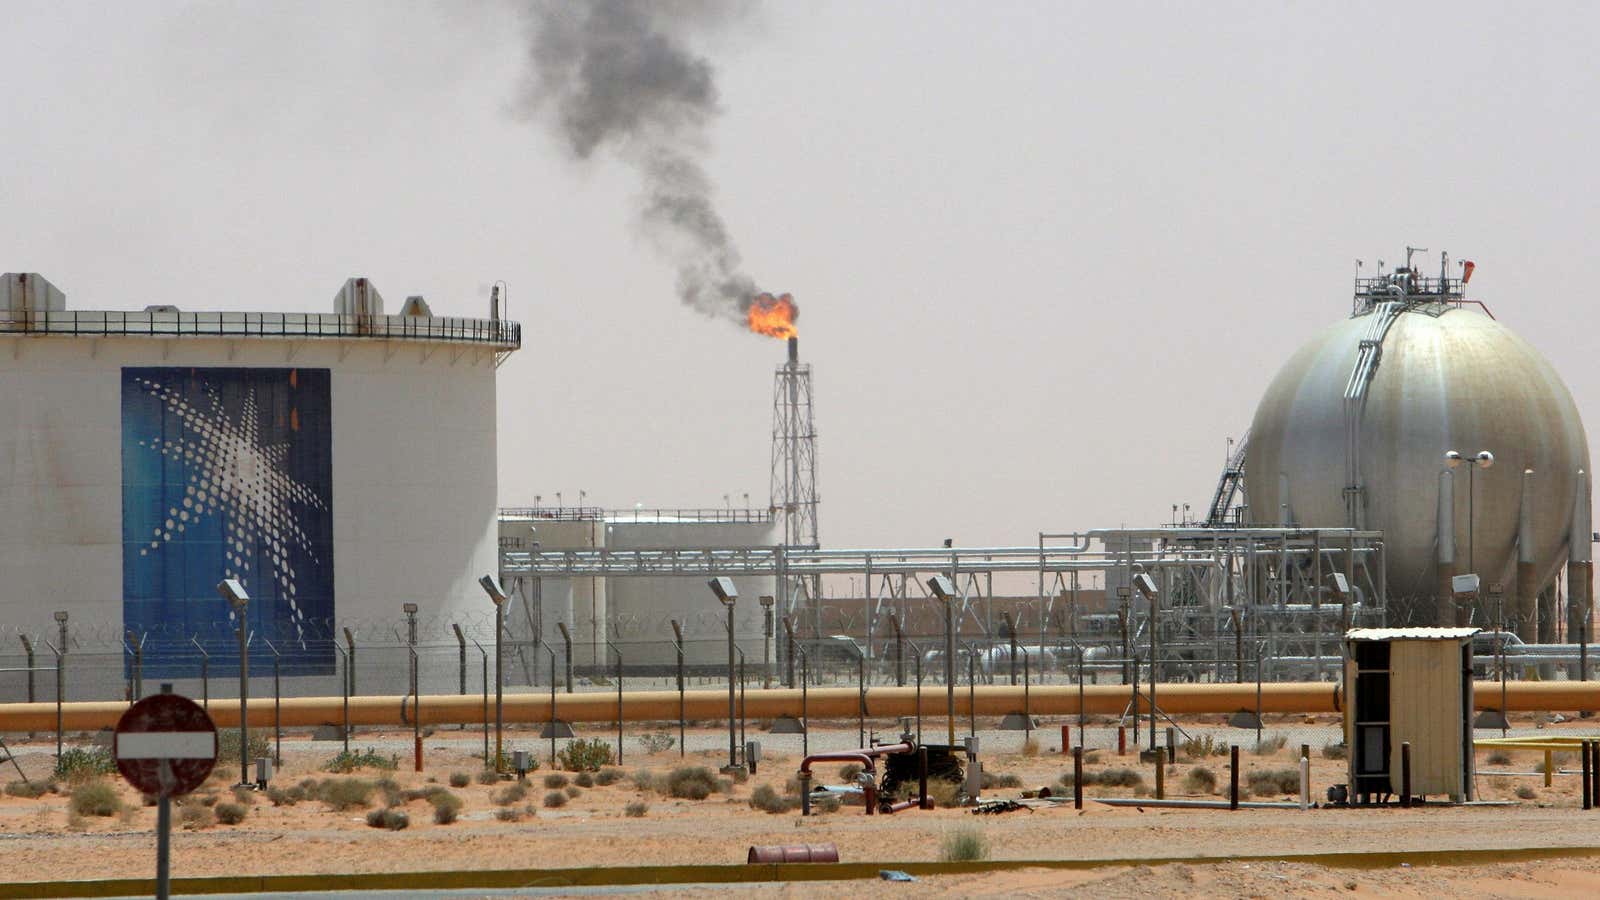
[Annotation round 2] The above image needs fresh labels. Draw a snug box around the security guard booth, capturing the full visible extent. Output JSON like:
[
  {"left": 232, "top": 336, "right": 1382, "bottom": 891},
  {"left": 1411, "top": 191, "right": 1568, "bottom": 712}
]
[{"left": 1344, "top": 627, "right": 1478, "bottom": 804}]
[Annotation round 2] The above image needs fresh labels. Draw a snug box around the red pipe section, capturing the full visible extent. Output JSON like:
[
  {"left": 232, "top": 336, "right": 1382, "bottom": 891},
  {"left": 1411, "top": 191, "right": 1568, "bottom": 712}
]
[{"left": 797, "top": 741, "right": 915, "bottom": 817}]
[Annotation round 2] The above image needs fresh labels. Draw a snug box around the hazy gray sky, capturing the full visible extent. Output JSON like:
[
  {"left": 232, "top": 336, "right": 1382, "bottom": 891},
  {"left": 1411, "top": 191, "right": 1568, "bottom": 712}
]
[{"left": 5, "top": 1, "right": 1597, "bottom": 549}]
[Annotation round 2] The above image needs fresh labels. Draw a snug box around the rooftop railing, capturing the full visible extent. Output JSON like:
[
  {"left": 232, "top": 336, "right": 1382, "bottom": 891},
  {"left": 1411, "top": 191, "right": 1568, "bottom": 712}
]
[
  {"left": 499, "top": 507, "right": 775, "bottom": 524},
  {"left": 0, "top": 309, "right": 520, "bottom": 348}
]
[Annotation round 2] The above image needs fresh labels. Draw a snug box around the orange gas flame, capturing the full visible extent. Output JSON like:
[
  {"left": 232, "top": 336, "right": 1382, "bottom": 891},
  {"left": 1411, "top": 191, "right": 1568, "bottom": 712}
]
[{"left": 747, "top": 292, "right": 798, "bottom": 339}]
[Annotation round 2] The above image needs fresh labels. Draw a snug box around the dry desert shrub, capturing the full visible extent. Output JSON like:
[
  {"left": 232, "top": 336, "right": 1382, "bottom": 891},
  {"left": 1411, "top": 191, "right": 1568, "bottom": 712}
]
[
  {"left": 926, "top": 779, "right": 962, "bottom": 808},
  {"left": 1252, "top": 733, "right": 1288, "bottom": 756},
  {"left": 494, "top": 783, "right": 529, "bottom": 806},
  {"left": 1094, "top": 768, "right": 1144, "bottom": 788},
  {"left": 365, "top": 808, "right": 408, "bottom": 830},
  {"left": 5, "top": 780, "right": 54, "bottom": 799},
  {"left": 1245, "top": 768, "right": 1300, "bottom": 796},
  {"left": 749, "top": 784, "right": 793, "bottom": 814},
  {"left": 266, "top": 784, "right": 306, "bottom": 806},
  {"left": 664, "top": 766, "right": 718, "bottom": 800},
  {"left": 638, "top": 731, "right": 675, "bottom": 754},
  {"left": 69, "top": 780, "right": 123, "bottom": 817},
  {"left": 178, "top": 802, "right": 213, "bottom": 829},
  {"left": 430, "top": 791, "right": 464, "bottom": 824},
  {"left": 375, "top": 777, "right": 404, "bottom": 807},
  {"left": 403, "top": 785, "right": 450, "bottom": 803},
  {"left": 214, "top": 802, "right": 248, "bottom": 825},
  {"left": 939, "top": 825, "right": 989, "bottom": 862},
  {"left": 1182, "top": 766, "right": 1218, "bottom": 794},
  {"left": 318, "top": 778, "right": 375, "bottom": 811}
]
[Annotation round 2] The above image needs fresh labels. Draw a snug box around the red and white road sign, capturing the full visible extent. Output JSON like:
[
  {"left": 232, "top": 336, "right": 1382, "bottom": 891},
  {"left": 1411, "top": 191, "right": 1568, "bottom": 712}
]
[{"left": 113, "top": 693, "right": 218, "bottom": 797}]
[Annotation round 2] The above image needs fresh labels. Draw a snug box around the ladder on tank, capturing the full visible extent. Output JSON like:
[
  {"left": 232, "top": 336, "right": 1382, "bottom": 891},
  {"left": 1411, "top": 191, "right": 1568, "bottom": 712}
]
[
  {"left": 1203, "top": 431, "right": 1250, "bottom": 527},
  {"left": 1341, "top": 301, "right": 1403, "bottom": 527}
]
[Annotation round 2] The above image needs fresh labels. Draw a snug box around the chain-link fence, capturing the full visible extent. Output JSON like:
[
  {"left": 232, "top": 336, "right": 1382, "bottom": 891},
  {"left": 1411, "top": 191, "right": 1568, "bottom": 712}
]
[{"left": 1, "top": 615, "right": 1593, "bottom": 708}]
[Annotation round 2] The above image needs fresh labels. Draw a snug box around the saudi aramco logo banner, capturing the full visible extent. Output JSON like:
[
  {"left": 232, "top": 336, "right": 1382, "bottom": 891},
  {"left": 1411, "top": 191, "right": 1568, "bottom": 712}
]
[{"left": 121, "top": 367, "right": 333, "bottom": 676}]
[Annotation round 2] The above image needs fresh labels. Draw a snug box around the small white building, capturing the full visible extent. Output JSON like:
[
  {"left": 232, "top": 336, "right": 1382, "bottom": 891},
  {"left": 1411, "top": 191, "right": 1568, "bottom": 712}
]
[{"left": 1344, "top": 626, "right": 1478, "bottom": 803}]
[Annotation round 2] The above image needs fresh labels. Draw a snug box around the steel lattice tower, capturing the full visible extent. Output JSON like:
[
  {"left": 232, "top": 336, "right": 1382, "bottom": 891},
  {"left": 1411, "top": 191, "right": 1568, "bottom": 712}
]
[
  {"left": 771, "top": 337, "right": 820, "bottom": 642},
  {"left": 770, "top": 337, "right": 819, "bottom": 550}
]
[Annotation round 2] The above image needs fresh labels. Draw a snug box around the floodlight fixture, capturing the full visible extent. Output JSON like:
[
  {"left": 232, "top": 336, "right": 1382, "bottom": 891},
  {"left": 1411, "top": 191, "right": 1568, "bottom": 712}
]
[
  {"left": 709, "top": 576, "right": 738, "bottom": 604},
  {"left": 1444, "top": 450, "right": 1464, "bottom": 468},
  {"left": 927, "top": 575, "right": 955, "bottom": 601},
  {"left": 53, "top": 610, "right": 69, "bottom": 624},
  {"left": 402, "top": 602, "right": 419, "bottom": 615},
  {"left": 1132, "top": 573, "right": 1157, "bottom": 600},
  {"left": 216, "top": 579, "right": 249, "bottom": 609},
  {"left": 1475, "top": 450, "right": 1495, "bottom": 469},
  {"left": 1329, "top": 572, "right": 1351, "bottom": 600},
  {"left": 1452, "top": 573, "right": 1482, "bottom": 597},
  {"left": 478, "top": 575, "right": 508, "bottom": 606}
]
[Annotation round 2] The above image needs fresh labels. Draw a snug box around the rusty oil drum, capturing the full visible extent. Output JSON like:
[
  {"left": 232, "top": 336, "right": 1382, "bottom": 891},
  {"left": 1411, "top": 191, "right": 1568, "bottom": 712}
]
[{"left": 747, "top": 843, "right": 840, "bottom": 864}]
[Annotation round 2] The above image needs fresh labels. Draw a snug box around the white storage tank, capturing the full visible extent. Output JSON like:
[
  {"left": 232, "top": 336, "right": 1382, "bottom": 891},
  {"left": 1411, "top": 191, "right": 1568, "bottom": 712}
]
[
  {"left": 0, "top": 273, "right": 519, "bottom": 688},
  {"left": 498, "top": 508, "right": 778, "bottom": 674}
]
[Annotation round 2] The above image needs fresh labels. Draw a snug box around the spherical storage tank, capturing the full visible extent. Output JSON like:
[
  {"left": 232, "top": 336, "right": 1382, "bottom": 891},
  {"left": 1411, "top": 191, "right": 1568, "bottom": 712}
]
[{"left": 1244, "top": 261, "right": 1589, "bottom": 632}]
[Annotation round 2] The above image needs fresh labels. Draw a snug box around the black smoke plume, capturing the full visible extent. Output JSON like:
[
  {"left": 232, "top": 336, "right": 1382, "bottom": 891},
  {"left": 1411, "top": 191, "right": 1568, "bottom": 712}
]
[{"left": 520, "top": 1, "right": 785, "bottom": 328}]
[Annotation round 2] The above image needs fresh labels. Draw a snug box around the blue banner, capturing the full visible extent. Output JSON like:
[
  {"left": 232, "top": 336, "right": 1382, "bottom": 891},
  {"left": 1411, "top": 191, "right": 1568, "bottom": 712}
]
[{"left": 122, "top": 367, "right": 333, "bottom": 676}]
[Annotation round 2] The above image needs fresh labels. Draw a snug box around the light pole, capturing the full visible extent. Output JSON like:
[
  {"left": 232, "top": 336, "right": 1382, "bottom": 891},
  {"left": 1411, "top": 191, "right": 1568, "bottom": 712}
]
[
  {"left": 759, "top": 595, "right": 775, "bottom": 689},
  {"left": 708, "top": 577, "right": 742, "bottom": 774},
  {"left": 927, "top": 575, "right": 957, "bottom": 746},
  {"left": 1133, "top": 573, "right": 1158, "bottom": 751},
  {"left": 478, "top": 575, "right": 508, "bottom": 771},
  {"left": 53, "top": 611, "right": 68, "bottom": 760},
  {"left": 1445, "top": 449, "right": 1495, "bottom": 575},
  {"left": 215, "top": 579, "right": 250, "bottom": 787},
  {"left": 403, "top": 602, "right": 419, "bottom": 771}
]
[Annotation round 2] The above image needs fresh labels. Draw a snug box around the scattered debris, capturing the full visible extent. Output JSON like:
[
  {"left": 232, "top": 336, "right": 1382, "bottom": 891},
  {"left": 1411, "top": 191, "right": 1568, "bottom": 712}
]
[{"left": 971, "top": 799, "right": 1026, "bottom": 815}]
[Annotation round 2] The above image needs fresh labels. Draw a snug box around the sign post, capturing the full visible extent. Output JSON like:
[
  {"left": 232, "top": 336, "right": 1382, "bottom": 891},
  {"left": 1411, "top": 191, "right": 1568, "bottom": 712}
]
[{"left": 114, "top": 686, "right": 217, "bottom": 900}]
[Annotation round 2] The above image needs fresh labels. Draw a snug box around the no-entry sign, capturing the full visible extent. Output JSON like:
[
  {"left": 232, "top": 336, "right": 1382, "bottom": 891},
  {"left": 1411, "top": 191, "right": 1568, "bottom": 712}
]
[{"left": 114, "top": 692, "right": 217, "bottom": 797}]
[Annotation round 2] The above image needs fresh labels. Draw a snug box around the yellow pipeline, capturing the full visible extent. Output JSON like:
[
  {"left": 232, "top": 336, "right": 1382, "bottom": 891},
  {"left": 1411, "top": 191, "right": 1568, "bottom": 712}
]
[{"left": 1, "top": 681, "right": 1592, "bottom": 733}]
